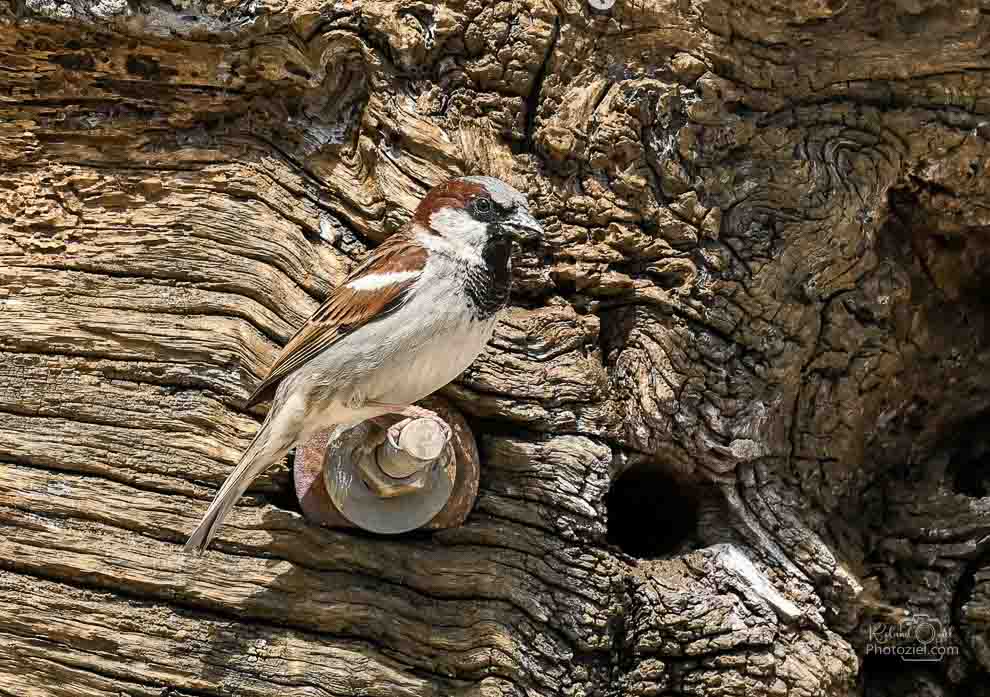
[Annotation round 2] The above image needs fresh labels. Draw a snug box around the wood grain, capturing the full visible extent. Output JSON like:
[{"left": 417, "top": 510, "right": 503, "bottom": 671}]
[{"left": 4, "top": 0, "right": 990, "bottom": 694}]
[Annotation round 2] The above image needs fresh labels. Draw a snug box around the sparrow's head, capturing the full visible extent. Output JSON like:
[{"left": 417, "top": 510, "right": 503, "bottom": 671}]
[{"left": 414, "top": 176, "right": 543, "bottom": 257}]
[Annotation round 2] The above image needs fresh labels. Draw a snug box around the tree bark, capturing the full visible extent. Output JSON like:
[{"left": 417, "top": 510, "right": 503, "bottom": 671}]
[{"left": 1, "top": 0, "right": 989, "bottom": 695}]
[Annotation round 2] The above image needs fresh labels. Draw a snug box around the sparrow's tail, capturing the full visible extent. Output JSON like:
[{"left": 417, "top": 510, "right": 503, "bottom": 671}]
[{"left": 183, "top": 410, "right": 297, "bottom": 556}]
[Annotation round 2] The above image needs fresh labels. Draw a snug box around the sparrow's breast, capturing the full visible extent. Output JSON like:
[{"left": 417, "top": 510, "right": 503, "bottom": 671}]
[
  {"left": 301, "top": 254, "right": 498, "bottom": 411},
  {"left": 374, "top": 311, "right": 495, "bottom": 406},
  {"left": 359, "top": 285, "right": 496, "bottom": 406}
]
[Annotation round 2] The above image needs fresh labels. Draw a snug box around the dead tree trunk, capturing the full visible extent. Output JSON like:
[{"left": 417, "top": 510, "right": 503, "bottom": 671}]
[{"left": 1, "top": 0, "right": 988, "bottom": 695}]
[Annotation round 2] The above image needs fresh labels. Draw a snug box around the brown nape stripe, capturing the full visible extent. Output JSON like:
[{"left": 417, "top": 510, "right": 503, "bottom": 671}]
[{"left": 414, "top": 179, "right": 486, "bottom": 228}]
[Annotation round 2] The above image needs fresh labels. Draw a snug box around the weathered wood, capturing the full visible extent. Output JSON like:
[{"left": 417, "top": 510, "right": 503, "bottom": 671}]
[
  {"left": 4, "top": 0, "right": 990, "bottom": 694},
  {"left": 0, "top": 569, "right": 485, "bottom": 697}
]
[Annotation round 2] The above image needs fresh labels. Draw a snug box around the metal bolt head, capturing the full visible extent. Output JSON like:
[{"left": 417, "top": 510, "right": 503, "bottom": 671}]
[
  {"left": 293, "top": 396, "right": 480, "bottom": 533},
  {"left": 356, "top": 448, "right": 431, "bottom": 499},
  {"left": 323, "top": 419, "right": 455, "bottom": 534}
]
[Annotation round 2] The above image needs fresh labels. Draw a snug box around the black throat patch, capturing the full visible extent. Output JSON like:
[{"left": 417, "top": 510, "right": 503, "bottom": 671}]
[{"left": 464, "top": 230, "right": 512, "bottom": 319}]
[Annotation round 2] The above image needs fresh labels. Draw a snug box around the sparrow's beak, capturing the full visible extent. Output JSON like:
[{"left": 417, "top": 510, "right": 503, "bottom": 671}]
[{"left": 505, "top": 207, "right": 543, "bottom": 243}]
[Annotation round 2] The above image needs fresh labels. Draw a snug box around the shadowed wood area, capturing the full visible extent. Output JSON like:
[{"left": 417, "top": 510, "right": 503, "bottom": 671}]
[{"left": 2, "top": 0, "right": 990, "bottom": 695}]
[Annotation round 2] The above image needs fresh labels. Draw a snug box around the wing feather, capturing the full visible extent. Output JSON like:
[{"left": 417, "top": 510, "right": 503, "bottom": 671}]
[{"left": 246, "top": 233, "right": 427, "bottom": 407}]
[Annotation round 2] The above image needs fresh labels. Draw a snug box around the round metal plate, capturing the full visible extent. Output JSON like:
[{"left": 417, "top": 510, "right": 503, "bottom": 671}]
[{"left": 324, "top": 421, "right": 455, "bottom": 534}]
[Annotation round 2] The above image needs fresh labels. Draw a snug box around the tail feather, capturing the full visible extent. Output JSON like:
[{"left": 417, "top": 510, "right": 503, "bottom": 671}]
[{"left": 183, "top": 414, "right": 295, "bottom": 555}]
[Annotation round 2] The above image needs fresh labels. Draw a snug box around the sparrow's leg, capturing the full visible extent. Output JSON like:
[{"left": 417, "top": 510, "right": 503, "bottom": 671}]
[
  {"left": 364, "top": 402, "right": 452, "bottom": 445},
  {"left": 364, "top": 402, "right": 442, "bottom": 422}
]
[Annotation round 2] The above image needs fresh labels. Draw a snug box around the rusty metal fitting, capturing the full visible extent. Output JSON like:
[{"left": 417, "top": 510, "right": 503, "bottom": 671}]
[{"left": 293, "top": 396, "right": 480, "bottom": 534}]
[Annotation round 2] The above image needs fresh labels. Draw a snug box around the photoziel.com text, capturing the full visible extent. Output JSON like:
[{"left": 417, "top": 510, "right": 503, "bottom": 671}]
[{"left": 866, "top": 615, "right": 960, "bottom": 663}]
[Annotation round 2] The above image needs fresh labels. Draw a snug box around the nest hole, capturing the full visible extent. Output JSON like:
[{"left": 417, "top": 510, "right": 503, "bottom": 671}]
[
  {"left": 951, "top": 449, "right": 990, "bottom": 498},
  {"left": 945, "top": 413, "right": 990, "bottom": 498},
  {"left": 860, "top": 652, "right": 959, "bottom": 697},
  {"left": 606, "top": 466, "right": 700, "bottom": 559}
]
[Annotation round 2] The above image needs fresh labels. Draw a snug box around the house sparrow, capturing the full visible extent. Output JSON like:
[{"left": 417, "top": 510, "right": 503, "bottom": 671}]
[{"left": 183, "top": 176, "right": 542, "bottom": 554}]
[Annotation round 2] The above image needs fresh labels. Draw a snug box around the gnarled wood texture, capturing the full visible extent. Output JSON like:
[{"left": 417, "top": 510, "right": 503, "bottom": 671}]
[{"left": 1, "top": 0, "right": 989, "bottom": 695}]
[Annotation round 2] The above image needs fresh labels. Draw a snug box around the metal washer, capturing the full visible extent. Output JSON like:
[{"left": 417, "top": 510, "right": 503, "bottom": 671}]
[{"left": 323, "top": 421, "right": 455, "bottom": 534}]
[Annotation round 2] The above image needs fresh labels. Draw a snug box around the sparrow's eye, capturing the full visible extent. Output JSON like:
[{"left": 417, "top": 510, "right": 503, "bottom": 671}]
[{"left": 473, "top": 197, "right": 493, "bottom": 217}]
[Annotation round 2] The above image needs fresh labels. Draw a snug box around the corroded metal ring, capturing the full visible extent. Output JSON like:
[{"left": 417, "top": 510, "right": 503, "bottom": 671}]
[
  {"left": 323, "top": 420, "right": 455, "bottom": 534},
  {"left": 293, "top": 396, "right": 480, "bottom": 534}
]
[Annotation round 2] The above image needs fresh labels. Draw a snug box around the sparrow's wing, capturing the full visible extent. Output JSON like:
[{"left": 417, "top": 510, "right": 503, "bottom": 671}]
[{"left": 246, "top": 233, "right": 427, "bottom": 407}]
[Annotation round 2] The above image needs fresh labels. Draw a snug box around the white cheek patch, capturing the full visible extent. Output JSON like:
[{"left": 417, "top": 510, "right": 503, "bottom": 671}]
[
  {"left": 418, "top": 230, "right": 484, "bottom": 265},
  {"left": 429, "top": 207, "right": 489, "bottom": 253},
  {"left": 346, "top": 270, "right": 419, "bottom": 291}
]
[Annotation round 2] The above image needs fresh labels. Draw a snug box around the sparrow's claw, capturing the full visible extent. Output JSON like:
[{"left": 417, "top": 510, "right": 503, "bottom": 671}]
[
  {"left": 391, "top": 405, "right": 450, "bottom": 429},
  {"left": 367, "top": 402, "right": 451, "bottom": 437},
  {"left": 385, "top": 414, "right": 452, "bottom": 462}
]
